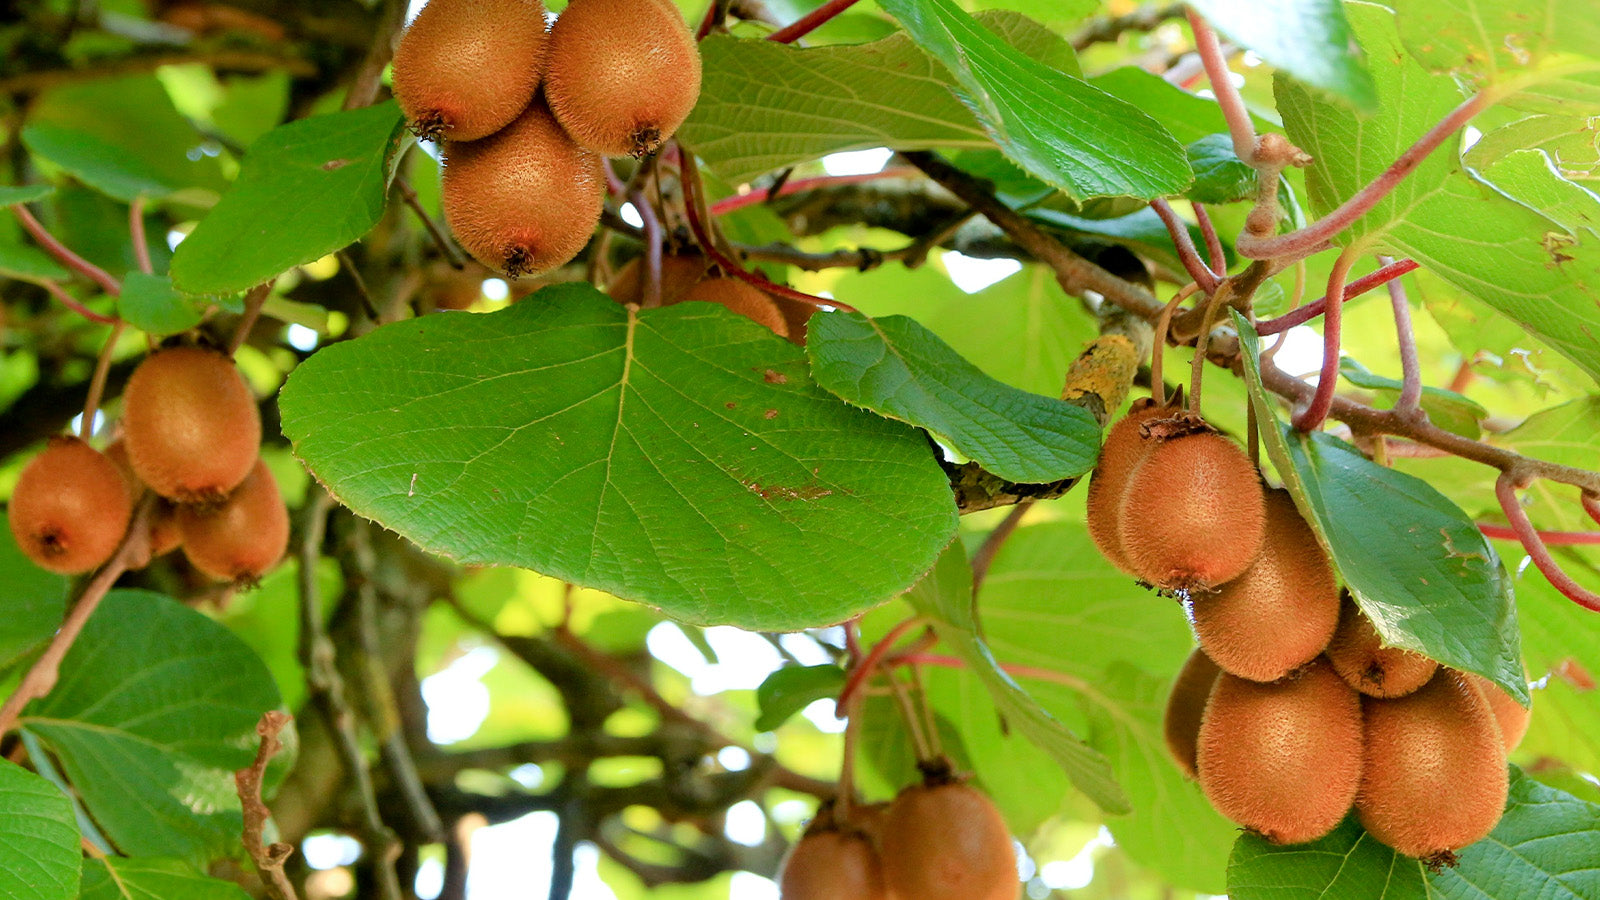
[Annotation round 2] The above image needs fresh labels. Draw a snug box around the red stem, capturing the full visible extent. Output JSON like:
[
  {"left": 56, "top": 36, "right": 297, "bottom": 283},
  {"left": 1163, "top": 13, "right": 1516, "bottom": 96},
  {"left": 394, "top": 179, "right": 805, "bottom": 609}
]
[
  {"left": 768, "top": 0, "right": 861, "bottom": 44},
  {"left": 835, "top": 618, "right": 926, "bottom": 717},
  {"left": 1585, "top": 491, "right": 1600, "bottom": 528},
  {"left": 39, "top": 279, "right": 119, "bottom": 325},
  {"left": 709, "top": 169, "right": 918, "bottom": 217},
  {"left": 1185, "top": 9, "right": 1256, "bottom": 164},
  {"left": 1478, "top": 524, "right": 1600, "bottom": 545},
  {"left": 1495, "top": 473, "right": 1600, "bottom": 612},
  {"left": 1238, "top": 91, "right": 1494, "bottom": 260},
  {"left": 1257, "top": 258, "right": 1419, "bottom": 335},
  {"left": 1193, "top": 202, "right": 1225, "bottom": 276},
  {"left": 129, "top": 195, "right": 153, "bottom": 276},
  {"left": 11, "top": 204, "right": 121, "bottom": 296},
  {"left": 1379, "top": 255, "right": 1423, "bottom": 415},
  {"left": 1291, "top": 245, "right": 1359, "bottom": 432},
  {"left": 694, "top": 0, "right": 722, "bottom": 39},
  {"left": 1149, "top": 199, "right": 1218, "bottom": 292}
]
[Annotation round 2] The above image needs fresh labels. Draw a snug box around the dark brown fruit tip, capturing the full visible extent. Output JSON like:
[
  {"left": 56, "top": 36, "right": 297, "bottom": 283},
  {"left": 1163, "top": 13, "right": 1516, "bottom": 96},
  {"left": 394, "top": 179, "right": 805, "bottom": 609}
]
[
  {"left": 1325, "top": 594, "right": 1437, "bottom": 698},
  {"left": 392, "top": 0, "right": 550, "bottom": 143},
  {"left": 177, "top": 458, "right": 289, "bottom": 585},
  {"left": 8, "top": 436, "right": 133, "bottom": 574}
]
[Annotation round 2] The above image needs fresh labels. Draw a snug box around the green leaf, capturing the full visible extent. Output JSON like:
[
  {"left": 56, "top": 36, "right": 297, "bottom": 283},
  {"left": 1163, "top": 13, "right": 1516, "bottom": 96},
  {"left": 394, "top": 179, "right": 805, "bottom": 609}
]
[
  {"left": 1091, "top": 67, "right": 1238, "bottom": 146},
  {"left": 21, "top": 590, "right": 282, "bottom": 862},
  {"left": 1185, "top": 133, "right": 1259, "bottom": 203},
  {"left": 1227, "top": 817, "right": 1427, "bottom": 899},
  {"left": 807, "top": 311, "right": 1100, "bottom": 483},
  {"left": 170, "top": 101, "right": 408, "bottom": 295},
  {"left": 903, "top": 541, "right": 1130, "bottom": 814},
  {"left": 0, "top": 185, "right": 55, "bottom": 206},
  {"left": 1516, "top": 555, "right": 1600, "bottom": 777},
  {"left": 1234, "top": 312, "right": 1526, "bottom": 704},
  {"left": 21, "top": 123, "right": 174, "bottom": 202},
  {"left": 754, "top": 665, "right": 845, "bottom": 731},
  {"left": 1392, "top": 0, "right": 1600, "bottom": 79},
  {"left": 118, "top": 273, "right": 208, "bottom": 336},
  {"left": 1189, "top": 0, "right": 1377, "bottom": 109},
  {"left": 80, "top": 858, "right": 251, "bottom": 900},
  {"left": 280, "top": 285, "right": 957, "bottom": 631},
  {"left": 879, "top": 0, "right": 1190, "bottom": 199},
  {"left": 1337, "top": 356, "right": 1487, "bottom": 439},
  {"left": 1464, "top": 115, "right": 1600, "bottom": 181},
  {"left": 0, "top": 512, "right": 69, "bottom": 673},
  {"left": 0, "top": 760, "right": 80, "bottom": 900},
  {"left": 1431, "top": 766, "right": 1600, "bottom": 898}
]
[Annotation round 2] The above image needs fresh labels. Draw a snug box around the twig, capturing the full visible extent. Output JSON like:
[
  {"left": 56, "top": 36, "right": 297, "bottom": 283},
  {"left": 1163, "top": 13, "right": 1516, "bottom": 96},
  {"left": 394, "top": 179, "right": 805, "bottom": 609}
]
[
  {"left": 37, "top": 278, "right": 119, "bottom": 325},
  {"left": 129, "top": 195, "right": 153, "bottom": 276},
  {"left": 1192, "top": 202, "right": 1225, "bottom": 276},
  {"left": 835, "top": 618, "right": 930, "bottom": 716},
  {"left": 1185, "top": 10, "right": 1256, "bottom": 164},
  {"left": 236, "top": 711, "right": 301, "bottom": 900},
  {"left": 1479, "top": 524, "right": 1600, "bottom": 545},
  {"left": 1585, "top": 491, "right": 1600, "bottom": 528},
  {"left": 337, "top": 251, "right": 380, "bottom": 323},
  {"left": 80, "top": 320, "right": 126, "bottom": 440},
  {"left": 396, "top": 176, "right": 465, "bottom": 269},
  {"left": 971, "top": 501, "right": 1030, "bottom": 598},
  {"left": 11, "top": 205, "right": 121, "bottom": 296},
  {"left": 342, "top": 0, "right": 406, "bottom": 111},
  {"left": 1070, "top": 2, "right": 1186, "bottom": 50},
  {"left": 1379, "top": 255, "right": 1424, "bottom": 418},
  {"left": 1256, "top": 258, "right": 1419, "bottom": 334},
  {"left": 227, "top": 282, "right": 274, "bottom": 355},
  {"left": 695, "top": 0, "right": 732, "bottom": 39},
  {"left": 0, "top": 498, "right": 153, "bottom": 737},
  {"left": 1496, "top": 473, "right": 1600, "bottom": 612},
  {"left": 1149, "top": 199, "right": 1218, "bottom": 292},
  {"left": 1291, "top": 244, "right": 1359, "bottom": 432},
  {"left": 767, "top": 0, "right": 860, "bottom": 43}
]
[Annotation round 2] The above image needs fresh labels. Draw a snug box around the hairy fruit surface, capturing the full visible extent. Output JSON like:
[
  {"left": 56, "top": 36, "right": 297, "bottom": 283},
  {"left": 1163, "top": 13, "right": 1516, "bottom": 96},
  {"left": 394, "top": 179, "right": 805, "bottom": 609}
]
[
  {"left": 177, "top": 458, "right": 289, "bottom": 583},
  {"left": 778, "top": 830, "right": 886, "bottom": 900},
  {"left": 1467, "top": 673, "right": 1531, "bottom": 752},
  {"left": 1164, "top": 647, "right": 1222, "bottom": 779},
  {"left": 606, "top": 254, "right": 708, "bottom": 307},
  {"left": 878, "top": 782, "right": 1017, "bottom": 900},
  {"left": 1325, "top": 595, "right": 1437, "bottom": 698},
  {"left": 680, "top": 277, "right": 790, "bottom": 338},
  {"left": 8, "top": 437, "right": 133, "bottom": 574},
  {"left": 1085, "top": 398, "right": 1165, "bottom": 574},
  {"left": 121, "top": 346, "right": 261, "bottom": 504},
  {"left": 391, "top": 0, "right": 550, "bottom": 141}
]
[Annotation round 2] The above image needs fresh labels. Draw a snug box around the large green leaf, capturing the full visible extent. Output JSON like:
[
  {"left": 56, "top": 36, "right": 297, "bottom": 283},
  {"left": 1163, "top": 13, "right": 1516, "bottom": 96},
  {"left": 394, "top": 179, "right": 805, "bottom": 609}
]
[
  {"left": 170, "top": 101, "right": 408, "bottom": 294},
  {"left": 1235, "top": 313, "right": 1526, "bottom": 704},
  {"left": 0, "top": 512, "right": 69, "bottom": 673},
  {"left": 21, "top": 590, "right": 281, "bottom": 862},
  {"left": 903, "top": 540, "right": 1129, "bottom": 814},
  {"left": 807, "top": 311, "right": 1100, "bottom": 482},
  {"left": 1227, "top": 817, "right": 1428, "bottom": 899},
  {"left": 1391, "top": 0, "right": 1600, "bottom": 77},
  {"left": 1511, "top": 568, "right": 1600, "bottom": 786},
  {"left": 0, "top": 760, "right": 79, "bottom": 900},
  {"left": 1276, "top": 3, "right": 1600, "bottom": 382},
  {"left": 0, "top": 185, "right": 56, "bottom": 206},
  {"left": 80, "top": 858, "right": 251, "bottom": 900},
  {"left": 21, "top": 123, "right": 174, "bottom": 202},
  {"left": 280, "top": 285, "right": 958, "bottom": 631},
  {"left": 1431, "top": 766, "right": 1600, "bottom": 898},
  {"left": 878, "top": 0, "right": 1190, "bottom": 199},
  {"left": 1189, "top": 0, "right": 1377, "bottom": 109}
]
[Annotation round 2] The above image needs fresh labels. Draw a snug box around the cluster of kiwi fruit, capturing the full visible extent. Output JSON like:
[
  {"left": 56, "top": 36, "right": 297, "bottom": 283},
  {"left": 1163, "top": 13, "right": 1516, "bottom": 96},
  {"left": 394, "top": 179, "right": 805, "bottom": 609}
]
[
  {"left": 1084, "top": 397, "right": 1527, "bottom": 862},
  {"left": 778, "top": 761, "right": 1018, "bottom": 900},
  {"left": 8, "top": 345, "right": 289, "bottom": 585},
  {"left": 392, "top": 0, "right": 702, "bottom": 277}
]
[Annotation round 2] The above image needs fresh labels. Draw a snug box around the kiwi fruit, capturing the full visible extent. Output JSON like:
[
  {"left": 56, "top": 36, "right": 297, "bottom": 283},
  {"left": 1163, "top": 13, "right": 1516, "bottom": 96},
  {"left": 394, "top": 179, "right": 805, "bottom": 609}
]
[
  {"left": 8, "top": 436, "right": 133, "bottom": 574},
  {"left": 442, "top": 98, "right": 605, "bottom": 277},
  {"left": 544, "top": 0, "right": 702, "bottom": 157},
  {"left": 606, "top": 253, "right": 708, "bottom": 306},
  {"left": 1325, "top": 594, "right": 1437, "bottom": 698},
  {"left": 779, "top": 829, "right": 886, "bottom": 900},
  {"left": 1085, "top": 399, "right": 1165, "bottom": 574},
  {"left": 177, "top": 458, "right": 289, "bottom": 584},
  {"left": 121, "top": 346, "right": 261, "bottom": 505},
  {"left": 679, "top": 277, "right": 790, "bottom": 338},
  {"left": 104, "top": 439, "right": 183, "bottom": 561},
  {"left": 1357, "top": 669, "right": 1509, "bottom": 861},
  {"left": 391, "top": 0, "right": 550, "bottom": 142},
  {"left": 1163, "top": 647, "right": 1222, "bottom": 779},
  {"left": 1117, "top": 425, "right": 1265, "bottom": 591},
  {"left": 1191, "top": 489, "right": 1340, "bottom": 682},
  {"left": 878, "top": 780, "right": 1017, "bottom": 900},
  {"left": 1196, "top": 659, "right": 1363, "bottom": 844},
  {"left": 1467, "top": 673, "right": 1531, "bottom": 751}
]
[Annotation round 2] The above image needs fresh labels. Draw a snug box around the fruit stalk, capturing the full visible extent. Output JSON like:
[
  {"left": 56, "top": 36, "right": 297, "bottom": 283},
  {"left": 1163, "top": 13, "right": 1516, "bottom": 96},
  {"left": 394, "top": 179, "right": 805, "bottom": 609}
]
[
  {"left": 1291, "top": 244, "right": 1360, "bottom": 432},
  {"left": 1496, "top": 472, "right": 1600, "bottom": 612}
]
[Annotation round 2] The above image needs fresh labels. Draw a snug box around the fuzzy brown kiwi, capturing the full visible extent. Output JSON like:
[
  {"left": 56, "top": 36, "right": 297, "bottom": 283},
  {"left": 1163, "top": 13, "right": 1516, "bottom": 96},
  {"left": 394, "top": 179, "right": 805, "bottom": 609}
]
[
  {"left": 442, "top": 98, "right": 605, "bottom": 277},
  {"left": 878, "top": 780, "right": 1017, "bottom": 900},
  {"left": 1116, "top": 424, "right": 1265, "bottom": 591},
  {"left": 1196, "top": 659, "right": 1363, "bottom": 844},
  {"left": 121, "top": 346, "right": 261, "bottom": 505},
  {"left": 1163, "top": 647, "right": 1222, "bottom": 779},
  {"left": 779, "top": 828, "right": 887, "bottom": 900},
  {"left": 391, "top": 0, "right": 550, "bottom": 141},
  {"left": 1325, "top": 594, "right": 1437, "bottom": 698},
  {"left": 1357, "top": 669, "right": 1509, "bottom": 862},
  {"left": 8, "top": 437, "right": 133, "bottom": 574},
  {"left": 606, "top": 254, "right": 708, "bottom": 306},
  {"left": 543, "top": 0, "right": 701, "bottom": 157},
  {"left": 1466, "top": 673, "right": 1531, "bottom": 751},
  {"left": 177, "top": 458, "right": 288, "bottom": 584},
  {"left": 1085, "top": 399, "right": 1166, "bottom": 574},
  {"left": 679, "top": 277, "right": 790, "bottom": 338},
  {"left": 1191, "top": 488, "right": 1340, "bottom": 682}
]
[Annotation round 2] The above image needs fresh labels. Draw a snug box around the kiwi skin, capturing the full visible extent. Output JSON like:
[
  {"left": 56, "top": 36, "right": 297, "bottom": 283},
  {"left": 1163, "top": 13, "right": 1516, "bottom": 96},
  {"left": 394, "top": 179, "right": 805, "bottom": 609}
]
[
  {"left": 680, "top": 277, "right": 790, "bottom": 338},
  {"left": 1196, "top": 659, "right": 1363, "bottom": 845},
  {"left": 606, "top": 254, "right": 708, "bottom": 307},
  {"left": 1085, "top": 399, "right": 1165, "bottom": 574},
  {"left": 177, "top": 458, "right": 289, "bottom": 584},
  {"left": 1357, "top": 669, "right": 1509, "bottom": 861},
  {"left": 121, "top": 346, "right": 262, "bottom": 505},
  {"left": 391, "top": 0, "right": 550, "bottom": 142},
  {"left": 1467, "top": 673, "right": 1531, "bottom": 751},
  {"left": 878, "top": 781, "right": 1017, "bottom": 900},
  {"left": 1117, "top": 428, "right": 1266, "bottom": 591},
  {"left": 442, "top": 98, "right": 605, "bottom": 278},
  {"left": 779, "top": 830, "right": 887, "bottom": 900},
  {"left": 8, "top": 436, "right": 134, "bottom": 574},
  {"left": 544, "top": 0, "right": 702, "bottom": 157},
  {"left": 1163, "top": 647, "right": 1222, "bottom": 779},
  {"left": 1325, "top": 594, "right": 1437, "bottom": 698},
  {"left": 1192, "top": 488, "right": 1340, "bottom": 682}
]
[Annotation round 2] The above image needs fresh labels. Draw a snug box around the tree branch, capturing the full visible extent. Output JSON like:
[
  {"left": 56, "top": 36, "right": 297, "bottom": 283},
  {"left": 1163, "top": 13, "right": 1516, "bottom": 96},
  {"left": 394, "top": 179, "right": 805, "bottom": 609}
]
[{"left": 237, "top": 711, "right": 301, "bottom": 900}]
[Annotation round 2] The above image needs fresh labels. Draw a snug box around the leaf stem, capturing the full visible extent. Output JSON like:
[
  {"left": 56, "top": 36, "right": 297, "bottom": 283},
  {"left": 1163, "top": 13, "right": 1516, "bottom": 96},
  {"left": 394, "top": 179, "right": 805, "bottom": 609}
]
[
  {"left": 1192, "top": 201, "right": 1225, "bottom": 276},
  {"left": 37, "top": 278, "right": 119, "bottom": 325},
  {"left": 1150, "top": 199, "right": 1218, "bottom": 292},
  {"left": 1185, "top": 10, "right": 1256, "bottom": 163},
  {"left": 1149, "top": 285, "right": 1196, "bottom": 407},
  {"left": 227, "top": 281, "right": 275, "bottom": 355},
  {"left": 1478, "top": 524, "right": 1600, "bottom": 545},
  {"left": 80, "top": 320, "right": 126, "bottom": 440},
  {"left": 768, "top": 0, "right": 861, "bottom": 44},
  {"left": 1255, "top": 258, "right": 1418, "bottom": 335},
  {"left": 129, "top": 195, "right": 153, "bottom": 276},
  {"left": 1495, "top": 473, "right": 1600, "bottom": 612},
  {"left": 1379, "top": 254, "right": 1424, "bottom": 417},
  {"left": 835, "top": 617, "right": 929, "bottom": 717},
  {"left": 10, "top": 203, "right": 122, "bottom": 296},
  {"left": 1291, "top": 244, "right": 1359, "bottom": 432}
]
